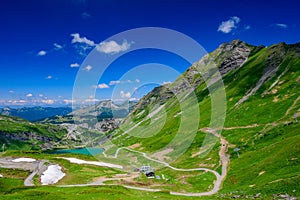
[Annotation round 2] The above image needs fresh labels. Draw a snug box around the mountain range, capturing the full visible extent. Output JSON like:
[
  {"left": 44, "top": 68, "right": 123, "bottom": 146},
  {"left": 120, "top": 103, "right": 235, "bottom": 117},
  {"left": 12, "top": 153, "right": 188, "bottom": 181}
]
[{"left": 0, "top": 40, "right": 299, "bottom": 198}]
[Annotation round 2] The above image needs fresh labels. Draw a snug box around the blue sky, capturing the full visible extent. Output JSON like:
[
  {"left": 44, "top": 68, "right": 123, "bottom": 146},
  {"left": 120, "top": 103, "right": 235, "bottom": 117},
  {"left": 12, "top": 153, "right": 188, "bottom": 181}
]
[{"left": 0, "top": 0, "right": 299, "bottom": 107}]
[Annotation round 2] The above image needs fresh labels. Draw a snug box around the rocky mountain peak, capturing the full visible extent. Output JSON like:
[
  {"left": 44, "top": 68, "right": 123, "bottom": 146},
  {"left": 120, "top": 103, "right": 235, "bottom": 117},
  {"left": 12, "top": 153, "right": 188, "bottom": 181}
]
[{"left": 214, "top": 40, "right": 252, "bottom": 75}]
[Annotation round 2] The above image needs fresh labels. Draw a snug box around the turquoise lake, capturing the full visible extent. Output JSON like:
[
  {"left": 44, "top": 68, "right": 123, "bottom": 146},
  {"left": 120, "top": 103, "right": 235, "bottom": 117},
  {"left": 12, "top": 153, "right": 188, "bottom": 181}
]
[{"left": 52, "top": 148, "right": 104, "bottom": 156}]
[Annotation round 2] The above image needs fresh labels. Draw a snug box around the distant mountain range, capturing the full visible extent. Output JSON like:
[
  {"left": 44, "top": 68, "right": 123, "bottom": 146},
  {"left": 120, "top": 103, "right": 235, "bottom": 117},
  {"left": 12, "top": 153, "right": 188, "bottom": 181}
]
[{"left": 0, "top": 106, "right": 72, "bottom": 121}]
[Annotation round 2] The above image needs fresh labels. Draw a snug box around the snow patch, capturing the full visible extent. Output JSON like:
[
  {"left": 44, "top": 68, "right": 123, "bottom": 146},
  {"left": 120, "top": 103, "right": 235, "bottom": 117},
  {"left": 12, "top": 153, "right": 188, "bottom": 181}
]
[
  {"left": 12, "top": 158, "right": 36, "bottom": 162},
  {"left": 41, "top": 164, "right": 65, "bottom": 185},
  {"left": 59, "top": 157, "right": 123, "bottom": 169}
]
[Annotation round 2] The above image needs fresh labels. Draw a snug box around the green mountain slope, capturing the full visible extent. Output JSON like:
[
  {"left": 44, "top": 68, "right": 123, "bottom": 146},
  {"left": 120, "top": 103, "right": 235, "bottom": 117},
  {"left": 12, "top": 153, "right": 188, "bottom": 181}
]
[
  {"left": 0, "top": 115, "right": 68, "bottom": 150},
  {"left": 105, "top": 40, "right": 300, "bottom": 197}
]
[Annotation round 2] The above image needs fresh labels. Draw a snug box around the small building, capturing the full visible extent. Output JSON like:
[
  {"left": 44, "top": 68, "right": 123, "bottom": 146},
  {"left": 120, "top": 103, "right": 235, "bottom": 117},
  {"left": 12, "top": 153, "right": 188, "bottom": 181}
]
[
  {"left": 145, "top": 170, "right": 155, "bottom": 178},
  {"left": 139, "top": 165, "right": 151, "bottom": 173},
  {"left": 138, "top": 165, "right": 155, "bottom": 178}
]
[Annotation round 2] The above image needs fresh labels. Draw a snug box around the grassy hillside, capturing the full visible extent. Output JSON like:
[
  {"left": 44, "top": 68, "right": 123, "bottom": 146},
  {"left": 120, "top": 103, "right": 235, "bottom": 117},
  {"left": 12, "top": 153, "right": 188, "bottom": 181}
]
[
  {"left": 0, "top": 115, "right": 68, "bottom": 150},
  {"left": 106, "top": 40, "right": 300, "bottom": 197},
  {"left": 0, "top": 40, "right": 299, "bottom": 199}
]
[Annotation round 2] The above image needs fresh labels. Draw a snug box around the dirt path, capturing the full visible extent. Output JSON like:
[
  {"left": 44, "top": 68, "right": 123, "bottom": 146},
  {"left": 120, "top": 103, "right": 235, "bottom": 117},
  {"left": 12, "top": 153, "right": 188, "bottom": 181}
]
[
  {"left": 100, "top": 128, "right": 230, "bottom": 197},
  {"left": 0, "top": 127, "right": 231, "bottom": 196},
  {"left": 60, "top": 173, "right": 140, "bottom": 187},
  {"left": 221, "top": 124, "right": 260, "bottom": 130}
]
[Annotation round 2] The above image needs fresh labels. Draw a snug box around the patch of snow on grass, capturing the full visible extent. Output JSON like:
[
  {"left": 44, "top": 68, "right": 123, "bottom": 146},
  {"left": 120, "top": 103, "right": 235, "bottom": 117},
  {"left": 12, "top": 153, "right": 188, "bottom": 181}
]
[
  {"left": 41, "top": 164, "right": 65, "bottom": 185},
  {"left": 59, "top": 157, "right": 123, "bottom": 169},
  {"left": 12, "top": 158, "right": 36, "bottom": 162}
]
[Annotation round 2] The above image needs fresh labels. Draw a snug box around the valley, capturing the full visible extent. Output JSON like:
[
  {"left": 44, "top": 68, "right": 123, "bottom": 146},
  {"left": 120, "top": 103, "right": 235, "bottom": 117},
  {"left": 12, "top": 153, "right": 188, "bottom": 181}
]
[{"left": 0, "top": 40, "right": 299, "bottom": 199}]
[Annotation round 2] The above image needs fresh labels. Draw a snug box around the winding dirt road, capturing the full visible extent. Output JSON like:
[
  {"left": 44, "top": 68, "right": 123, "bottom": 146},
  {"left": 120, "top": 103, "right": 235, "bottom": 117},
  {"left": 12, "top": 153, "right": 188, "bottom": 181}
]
[
  {"left": 0, "top": 128, "right": 230, "bottom": 197},
  {"left": 66, "top": 128, "right": 230, "bottom": 197}
]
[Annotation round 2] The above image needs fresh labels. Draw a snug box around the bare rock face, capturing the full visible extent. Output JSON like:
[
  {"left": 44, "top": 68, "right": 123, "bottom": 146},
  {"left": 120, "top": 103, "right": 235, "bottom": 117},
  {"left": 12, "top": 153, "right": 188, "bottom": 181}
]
[
  {"left": 216, "top": 40, "right": 252, "bottom": 75},
  {"left": 171, "top": 40, "right": 253, "bottom": 94},
  {"left": 130, "top": 40, "right": 254, "bottom": 114}
]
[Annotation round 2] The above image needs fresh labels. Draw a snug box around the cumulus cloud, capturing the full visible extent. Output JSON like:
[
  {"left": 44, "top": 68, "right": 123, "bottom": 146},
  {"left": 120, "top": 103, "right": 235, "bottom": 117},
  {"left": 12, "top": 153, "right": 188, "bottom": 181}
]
[
  {"left": 41, "top": 99, "right": 55, "bottom": 104},
  {"left": 26, "top": 93, "right": 33, "bottom": 97},
  {"left": 63, "top": 99, "right": 76, "bottom": 104},
  {"left": 96, "top": 40, "right": 131, "bottom": 54},
  {"left": 93, "top": 83, "right": 109, "bottom": 89},
  {"left": 84, "top": 98, "right": 100, "bottom": 102},
  {"left": 109, "top": 79, "right": 140, "bottom": 85},
  {"left": 8, "top": 100, "right": 27, "bottom": 104},
  {"left": 84, "top": 65, "right": 92, "bottom": 72},
  {"left": 120, "top": 91, "right": 131, "bottom": 98},
  {"left": 71, "top": 33, "right": 95, "bottom": 46},
  {"left": 37, "top": 50, "right": 47, "bottom": 56},
  {"left": 275, "top": 23, "right": 288, "bottom": 28},
  {"left": 53, "top": 43, "right": 63, "bottom": 50},
  {"left": 70, "top": 63, "right": 80, "bottom": 68},
  {"left": 70, "top": 33, "right": 132, "bottom": 56},
  {"left": 218, "top": 16, "right": 240, "bottom": 33},
  {"left": 45, "top": 75, "right": 52, "bottom": 79},
  {"left": 109, "top": 80, "right": 121, "bottom": 85}
]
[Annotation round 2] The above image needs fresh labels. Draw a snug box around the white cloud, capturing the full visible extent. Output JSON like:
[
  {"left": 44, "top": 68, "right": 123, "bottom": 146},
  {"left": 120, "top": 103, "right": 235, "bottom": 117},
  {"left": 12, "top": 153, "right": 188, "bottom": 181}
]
[
  {"left": 37, "top": 50, "right": 47, "bottom": 56},
  {"left": 53, "top": 43, "right": 63, "bottom": 50},
  {"left": 162, "top": 81, "right": 172, "bottom": 85},
  {"left": 70, "top": 33, "right": 95, "bottom": 46},
  {"left": 63, "top": 99, "right": 76, "bottom": 104},
  {"left": 275, "top": 23, "right": 288, "bottom": 28},
  {"left": 218, "top": 16, "right": 240, "bottom": 33},
  {"left": 84, "top": 98, "right": 100, "bottom": 102},
  {"left": 26, "top": 93, "right": 33, "bottom": 97},
  {"left": 71, "top": 33, "right": 132, "bottom": 56},
  {"left": 120, "top": 91, "right": 131, "bottom": 98},
  {"left": 9, "top": 100, "right": 27, "bottom": 104},
  {"left": 39, "top": 94, "right": 44, "bottom": 97},
  {"left": 81, "top": 12, "right": 91, "bottom": 19},
  {"left": 84, "top": 65, "right": 92, "bottom": 72},
  {"left": 45, "top": 75, "right": 52, "bottom": 79},
  {"left": 109, "top": 79, "right": 140, "bottom": 85},
  {"left": 70, "top": 63, "right": 80, "bottom": 68},
  {"left": 96, "top": 40, "right": 131, "bottom": 54},
  {"left": 41, "top": 99, "right": 55, "bottom": 104},
  {"left": 109, "top": 80, "right": 121, "bottom": 85},
  {"left": 129, "top": 97, "right": 138, "bottom": 101},
  {"left": 93, "top": 83, "right": 109, "bottom": 89},
  {"left": 245, "top": 25, "right": 251, "bottom": 30},
  {"left": 9, "top": 90, "right": 14, "bottom": 93}
]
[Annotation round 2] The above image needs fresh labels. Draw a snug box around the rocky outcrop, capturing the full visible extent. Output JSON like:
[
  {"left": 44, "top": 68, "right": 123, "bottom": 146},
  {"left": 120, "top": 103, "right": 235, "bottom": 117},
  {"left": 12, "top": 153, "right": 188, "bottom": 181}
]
[
  {"left": 235, "top": 43, "right": 287, "bottom": 106},
  {"left": 0, "top": 132, "right": 59, "bottom": 150},
  {"left": 169, "top": 40, "right": 253, "bottom": 97},
  {"left": 130, "top": 40, "right": 254, "bottom": 114},
  {"left": 217, "top": 40, "right": 252, "bottom": 75}
]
